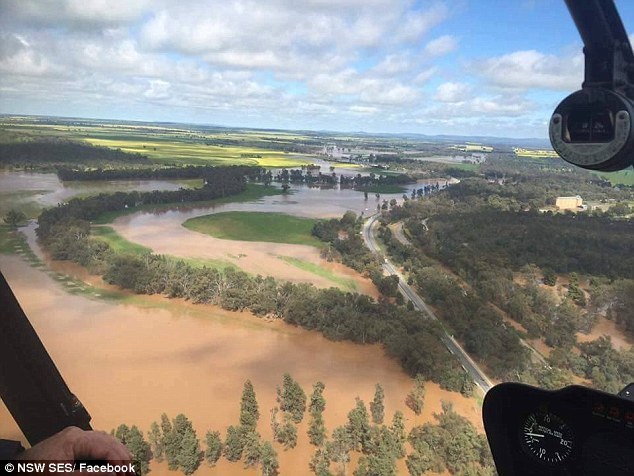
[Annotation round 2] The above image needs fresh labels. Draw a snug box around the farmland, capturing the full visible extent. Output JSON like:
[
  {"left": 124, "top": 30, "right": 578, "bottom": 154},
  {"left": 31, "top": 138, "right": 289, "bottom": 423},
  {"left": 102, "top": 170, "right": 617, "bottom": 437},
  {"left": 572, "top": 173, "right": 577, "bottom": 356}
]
[
  {"left": 183, "top": 211, "right": 324, "bottom": 248},
  {"left": 1, "top": 118, "right": 315, "bottom": 167}
]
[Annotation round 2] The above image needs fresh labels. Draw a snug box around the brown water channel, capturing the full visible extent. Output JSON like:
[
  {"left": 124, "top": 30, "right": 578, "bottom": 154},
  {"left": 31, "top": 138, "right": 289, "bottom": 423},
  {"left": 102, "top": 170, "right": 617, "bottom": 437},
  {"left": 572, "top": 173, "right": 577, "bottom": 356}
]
[{"left": 0, "top": 255, "right": 482, "bottom": 475}]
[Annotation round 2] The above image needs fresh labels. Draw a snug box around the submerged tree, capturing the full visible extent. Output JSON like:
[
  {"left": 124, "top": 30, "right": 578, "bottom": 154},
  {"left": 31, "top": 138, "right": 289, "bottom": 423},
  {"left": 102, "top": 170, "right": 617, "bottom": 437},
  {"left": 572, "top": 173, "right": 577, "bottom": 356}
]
[
  {"left": 176, "top": 426, "right": 201, "bottom": 476},
  {"left": 308, "top": 410, "right": 327, "bottom": 447},
  {"left": 370, "top": 384, "right": 385, "bottom": 424},
  {"left": 224, "top": 425, "right": 245, "bottom": 462},
  {"left": 113, "top": 424, "right": 151, "bottom": 476},
  {"left": 260, "top": 441, "right": 279, "bottom": 476},
  {"left": 147, "top": 421, "right": 163, "bottom": 463},
  {"left": 277, "top": 373, "right": 307, "bottom": 423},
  {"left": 346, "top": 398, "right": 371, "bottom": 452},
  {"left": 240, "top": 380, "right": 260, "bottom": 431},
  {"left": 406, "top": 375, "right": 426, "bottom": 415},
  {"left": 204, "top": 430, "right": 223, "bottom": 466},
  {"left": 326, "top": 426, "right": 353, "bottom": 475}
]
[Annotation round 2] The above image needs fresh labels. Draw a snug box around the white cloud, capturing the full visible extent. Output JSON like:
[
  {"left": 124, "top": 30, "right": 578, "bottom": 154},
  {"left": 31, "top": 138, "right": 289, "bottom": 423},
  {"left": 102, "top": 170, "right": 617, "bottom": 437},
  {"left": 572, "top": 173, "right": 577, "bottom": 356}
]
[
  {"left": 434, "top": 82, "right": 472, "bottom": 103},
  {"left": 0, "top": 0, "right": 150, "bottom": 29},
  {"left": 476, "top": 49, "right": 583, "bottom": 91},
  {"left": 424, "top": 35, "right": 458, "bottom": 57}
]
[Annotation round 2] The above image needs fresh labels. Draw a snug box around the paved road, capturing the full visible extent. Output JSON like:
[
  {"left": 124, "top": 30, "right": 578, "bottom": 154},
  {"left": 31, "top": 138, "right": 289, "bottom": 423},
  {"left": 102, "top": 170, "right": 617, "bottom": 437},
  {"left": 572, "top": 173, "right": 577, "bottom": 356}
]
[{"left": 363, "top": 214, "right": 494, "bottom": 394}]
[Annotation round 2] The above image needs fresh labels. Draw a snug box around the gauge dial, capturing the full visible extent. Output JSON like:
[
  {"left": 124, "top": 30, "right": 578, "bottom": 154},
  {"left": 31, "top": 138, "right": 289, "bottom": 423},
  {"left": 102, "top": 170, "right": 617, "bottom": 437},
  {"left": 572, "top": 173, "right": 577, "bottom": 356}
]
[{"left": 522, "top": 412, "right": 574, "bottom": 464}]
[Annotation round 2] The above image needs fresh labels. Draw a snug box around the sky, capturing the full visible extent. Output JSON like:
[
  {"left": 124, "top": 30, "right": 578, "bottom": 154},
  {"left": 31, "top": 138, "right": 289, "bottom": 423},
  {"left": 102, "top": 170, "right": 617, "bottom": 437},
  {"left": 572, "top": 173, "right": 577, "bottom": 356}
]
[{"left": 2, "top": 0, "right": 634, "bottom": 138}]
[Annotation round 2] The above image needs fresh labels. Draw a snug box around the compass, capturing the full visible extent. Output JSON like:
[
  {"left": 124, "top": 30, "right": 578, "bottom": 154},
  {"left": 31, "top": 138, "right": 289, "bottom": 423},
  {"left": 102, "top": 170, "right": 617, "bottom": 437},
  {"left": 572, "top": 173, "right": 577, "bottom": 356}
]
[{"left": 521, "top": 411, "right": 574, "bottom": 464}]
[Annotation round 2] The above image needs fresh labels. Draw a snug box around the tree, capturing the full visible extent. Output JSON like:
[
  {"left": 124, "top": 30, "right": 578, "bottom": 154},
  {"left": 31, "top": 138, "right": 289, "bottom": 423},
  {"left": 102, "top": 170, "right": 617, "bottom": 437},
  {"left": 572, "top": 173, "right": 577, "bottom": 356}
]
[
  {"left": 543, "top": 268, "right": 557, "bottom": 286},
  {"left": 308, "top": 410, "right": 327, "bottom": 446},
  {"left": 260, "top": 441, "right": 279, "bottom": 476},
  {"left": 309, "top": 448, "right": 332, "bottom": 476},
  {"left": 326, "top": 426, "right": 353, "bottom": 475},
  {"left": 277, "top": 373, "right": 306, "bottom": 423},
  {"left": 406, "top": 375, "right": 425, "bottom": 415},
  {"left": 309, "top": 382, "right": 326, "bottom": 414},
  {"left": 277, "top": 414, "right": 298, "bottom": 450},
  {"left": 113, "top": 424, "right": 151, "bottom": 476},
  {"left": 346, "top": 398, "right": 370, "bottom": 452},
  {"left": 370, "top": 384, "right": 385, "bottom": 424},
  {"left": 147, "top": 421, "right": 163, "bottom": 463},
  {"left": 243, "top": 431, "right": 262, "bottom": 468},
  {"left": 4, "top": 209, "right": 26, "bottom": 228},
  {"left": 224, "top": 425, "right": 244, "bottom": 462},
  {"left": 176, "top": 427, "right": 201, "bottom": 476},
  {"left": 390, "top": 411, "right": 407, "bottom": 459},
  {"left": 240, "top": 380, "right": 260, "bottom": 431},
  {"left": 204, "top": 431, "right": 222, "bottom": 466}
]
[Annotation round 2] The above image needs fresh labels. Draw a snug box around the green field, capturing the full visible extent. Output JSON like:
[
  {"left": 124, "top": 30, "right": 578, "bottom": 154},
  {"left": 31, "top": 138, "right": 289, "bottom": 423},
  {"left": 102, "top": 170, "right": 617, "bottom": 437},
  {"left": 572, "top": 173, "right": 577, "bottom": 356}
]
[
  {"left": 278, "top": 255, "right": 357, "bottom": 291},
  {"left": 593, "top": 169, "right": 634, "bottom": 186},
  {"left": 183, "top": 211, "right": 324, "bottom": 247},
  {"left": 92, "top": 226, "right": 152, "bottom": 255}
]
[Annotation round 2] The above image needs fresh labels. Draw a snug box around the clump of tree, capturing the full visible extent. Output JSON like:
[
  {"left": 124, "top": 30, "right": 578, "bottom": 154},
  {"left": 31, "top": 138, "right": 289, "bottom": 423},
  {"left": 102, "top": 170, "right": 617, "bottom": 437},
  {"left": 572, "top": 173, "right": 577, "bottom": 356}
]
[
  {"left": 112, "top": 424, "right": 151, "bottom": 476},
  {"left": 370, "top": 384, "right": 385, "bottom": 425},
  {"left": 277, "top": 373, "right": 307, "bottom": 423},
  {"left": 147, "top": 413, "right": 201, "bottom": 476},
  {"left": 407, "top": 402, "right": 493, "bottom": 475},
  {"left": 308, "top": 382, "right": 327, "bottom": 446},
  {"left": 406, "top": 375, "right": 426, "bottom": 415},
  {"left": 3, "top": 209, "right": 27, "bottom": 228},
  {"left": 0, "top": 139, "right": 150, "bottom": 167}
]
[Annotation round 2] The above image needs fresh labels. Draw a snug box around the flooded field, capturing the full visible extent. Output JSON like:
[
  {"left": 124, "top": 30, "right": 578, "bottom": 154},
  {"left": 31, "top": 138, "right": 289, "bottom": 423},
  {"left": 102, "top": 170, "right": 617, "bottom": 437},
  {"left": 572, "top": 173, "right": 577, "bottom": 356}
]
[
  {"left": 0, "top": 255, "right": 482, "bottom": 475},
  {"left": 0, "top": 170, "right": 192, "bottom": 216}
]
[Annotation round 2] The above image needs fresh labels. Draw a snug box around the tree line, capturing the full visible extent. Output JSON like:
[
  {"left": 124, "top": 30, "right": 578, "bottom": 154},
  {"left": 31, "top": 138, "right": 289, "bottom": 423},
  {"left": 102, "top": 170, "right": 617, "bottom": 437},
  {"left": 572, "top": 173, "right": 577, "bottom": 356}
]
[
  {"left": 0, "top": 139, "right": 150, "bottom": 167},
  {"left": 111, "top": 375, "right": 493, "bottom": 476}
]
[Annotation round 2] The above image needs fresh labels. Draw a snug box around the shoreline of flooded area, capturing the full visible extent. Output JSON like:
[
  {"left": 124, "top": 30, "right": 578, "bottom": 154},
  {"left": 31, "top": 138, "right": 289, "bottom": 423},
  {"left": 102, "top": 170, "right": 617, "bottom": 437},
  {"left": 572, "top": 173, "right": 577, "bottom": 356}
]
[{"left": 0, "top": 254, "right": 483, "bottom": 475}]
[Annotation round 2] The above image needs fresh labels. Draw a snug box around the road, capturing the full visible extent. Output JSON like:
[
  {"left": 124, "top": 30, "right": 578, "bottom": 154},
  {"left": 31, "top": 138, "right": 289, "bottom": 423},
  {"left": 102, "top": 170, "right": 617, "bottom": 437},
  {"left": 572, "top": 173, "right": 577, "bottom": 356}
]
[{"left": 362, "top": 214, "right": 494, "bottom": 394}]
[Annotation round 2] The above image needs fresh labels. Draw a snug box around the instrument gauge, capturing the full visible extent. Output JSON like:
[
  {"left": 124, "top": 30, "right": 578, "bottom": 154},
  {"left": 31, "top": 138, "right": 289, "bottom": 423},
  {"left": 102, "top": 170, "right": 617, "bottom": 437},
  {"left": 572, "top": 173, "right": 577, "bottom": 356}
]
[{"left": 521, "top": 412, "right": 574, "bottom": 464}]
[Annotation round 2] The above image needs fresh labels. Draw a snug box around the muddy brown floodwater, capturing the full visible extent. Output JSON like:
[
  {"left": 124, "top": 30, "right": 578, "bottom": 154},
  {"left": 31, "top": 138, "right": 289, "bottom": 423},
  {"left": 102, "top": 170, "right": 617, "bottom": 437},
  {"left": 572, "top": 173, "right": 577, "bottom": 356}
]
[{"left": 0, "top": 255, "right": 483, "bottom": 475}]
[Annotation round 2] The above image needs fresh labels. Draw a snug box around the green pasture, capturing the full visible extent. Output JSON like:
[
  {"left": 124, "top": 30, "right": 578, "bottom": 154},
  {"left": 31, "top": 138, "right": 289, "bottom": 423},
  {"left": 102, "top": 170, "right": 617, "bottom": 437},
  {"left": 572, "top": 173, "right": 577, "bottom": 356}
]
[
  {"left": 593, "top": 169, "right": 634, "bottom": 186},
  {"left": 92, "top": 226, "right": 152, "bottom": 255},
  {"left": 183, "top": 211, "right": 324, "bottom": 248},
  {"left": 278, "top": 256, "right": 357, "bottom": 292}
]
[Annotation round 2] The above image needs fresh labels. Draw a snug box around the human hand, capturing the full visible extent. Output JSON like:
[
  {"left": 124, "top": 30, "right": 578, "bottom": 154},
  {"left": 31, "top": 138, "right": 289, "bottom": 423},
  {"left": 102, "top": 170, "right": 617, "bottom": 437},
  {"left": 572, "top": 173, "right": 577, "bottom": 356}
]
[{"left": 15, "top": 426, "right": 133, "bottom": 475}]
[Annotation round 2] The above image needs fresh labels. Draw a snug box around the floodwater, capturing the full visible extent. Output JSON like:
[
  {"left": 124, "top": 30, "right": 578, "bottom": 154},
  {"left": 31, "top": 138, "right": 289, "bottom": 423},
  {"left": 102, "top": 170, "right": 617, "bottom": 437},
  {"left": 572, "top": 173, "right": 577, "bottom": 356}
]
[
  {"left": 0, "top": 255, "right": 483, "bottom": 475},
  {"left": 0, "top": 170, "right": 189, "bottom": 211},
  {"left": 1, "top": 170, "right": 481, "bottom": 474},
  {"left": 110, "top": 182, "right": 434, "bottom": 291}
]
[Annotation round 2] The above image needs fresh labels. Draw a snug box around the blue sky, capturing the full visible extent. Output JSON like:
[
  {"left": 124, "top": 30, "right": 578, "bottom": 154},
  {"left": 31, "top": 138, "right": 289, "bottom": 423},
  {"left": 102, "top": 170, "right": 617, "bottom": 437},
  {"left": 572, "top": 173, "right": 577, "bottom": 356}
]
[{"left": 1, "top": 0, "right": 634, "bottom": 138}]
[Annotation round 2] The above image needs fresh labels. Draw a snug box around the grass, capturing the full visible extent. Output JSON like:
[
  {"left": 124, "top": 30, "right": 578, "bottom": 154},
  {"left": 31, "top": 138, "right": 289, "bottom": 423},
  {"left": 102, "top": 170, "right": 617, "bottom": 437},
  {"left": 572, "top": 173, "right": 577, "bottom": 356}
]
[
  {"left": 183, "top": 211, "right": 324, "bottom": 248},
  {"left": 93, "top": 183, "right": 284, "bottom": 224},
  {"left": 278, "top": 256, "right": 357, "bottom": 292},
  {"left": 92, "top": 226, "right": 152, "bottom": 254},
  {"left": 0, "top": 225, "right": 18, "bottom": 254},
  {"left": 592, "top": 169, "right": 634, "bottom": 186}
]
